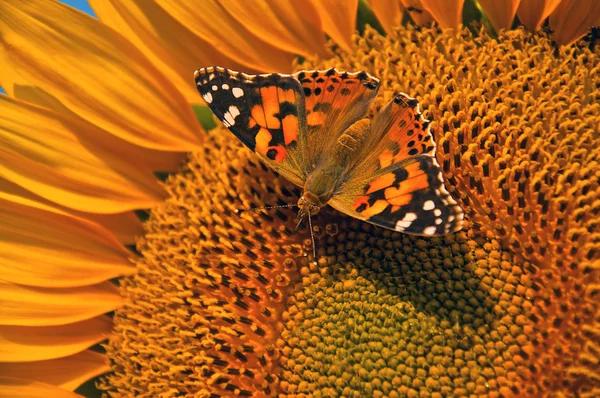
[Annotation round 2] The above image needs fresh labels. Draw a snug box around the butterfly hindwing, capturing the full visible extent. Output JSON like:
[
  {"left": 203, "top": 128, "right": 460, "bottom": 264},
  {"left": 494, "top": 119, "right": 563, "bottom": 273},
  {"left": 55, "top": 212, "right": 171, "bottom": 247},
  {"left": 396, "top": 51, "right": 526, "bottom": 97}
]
[
  {"left": 292, "top": 69, "right": 380, "bottom": 166},
  {"left": 294, "top": 69, "right": 379, "bottom": 129},
  {"left": 367, "top": 93, "right": 436, "bottom": 168},
  {"left": 330, "top": 93, "right": 464, "bottom": 236},
  {"left": 195, "top": 66, "right": 307, "bottom": 185}
]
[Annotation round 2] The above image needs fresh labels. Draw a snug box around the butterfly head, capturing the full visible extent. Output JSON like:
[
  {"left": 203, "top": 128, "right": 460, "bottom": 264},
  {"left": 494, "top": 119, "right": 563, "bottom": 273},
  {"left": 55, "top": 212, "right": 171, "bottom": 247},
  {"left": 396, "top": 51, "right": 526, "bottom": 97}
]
[{"left": 295, "top": 192, "right": 323, "bottom": 231}]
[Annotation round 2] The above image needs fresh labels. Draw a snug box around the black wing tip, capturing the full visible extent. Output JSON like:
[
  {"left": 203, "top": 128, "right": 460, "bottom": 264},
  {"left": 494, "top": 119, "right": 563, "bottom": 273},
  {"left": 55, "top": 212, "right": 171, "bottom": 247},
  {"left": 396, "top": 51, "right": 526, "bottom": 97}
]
[
  {"left": 195, "top": 66, "right": 299, "bottom": 86},
  {"left": 393, "top": 92, "right": 419, "bottom": 107},
  {"left": 293, "top": 68, "right": 380, "bottom": 89},
  {"left": 194, "top": 66, "right": 231, "bottom": 85}
]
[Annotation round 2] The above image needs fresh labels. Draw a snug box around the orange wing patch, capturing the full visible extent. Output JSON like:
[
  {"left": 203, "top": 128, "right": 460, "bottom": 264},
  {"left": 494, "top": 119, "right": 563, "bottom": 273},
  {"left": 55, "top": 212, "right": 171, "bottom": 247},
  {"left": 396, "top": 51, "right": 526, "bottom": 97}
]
[
  {"left": 347, "top": 155, "right": 463, "bottom": 235},
  {"left": 365, "top": 173, "right": 395, "bottom": 194},
  {"left": 354, "top": 159, "right": 427, "bottom": 217},
  {"left": 352, "top": 197, "right": 389, "bottom": 218},
  {"left": 293, "top": 69, "right": 380, "bottom": 129},
  {"left": 373, "top": 94, "right": 436, "bottom": 170},
  {"left": 194, "top": 67, "right": 305, "bottom": 164}
]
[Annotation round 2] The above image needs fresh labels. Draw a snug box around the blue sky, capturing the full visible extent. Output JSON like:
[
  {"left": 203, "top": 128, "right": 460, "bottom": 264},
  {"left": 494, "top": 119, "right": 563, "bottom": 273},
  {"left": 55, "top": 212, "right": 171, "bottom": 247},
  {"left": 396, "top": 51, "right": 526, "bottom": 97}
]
[
  {"left": 59, "top": 0, "right": 96, "bottom": 17},
  {"left": 0, "top": 0, "right": 95, "bottom": 94}
]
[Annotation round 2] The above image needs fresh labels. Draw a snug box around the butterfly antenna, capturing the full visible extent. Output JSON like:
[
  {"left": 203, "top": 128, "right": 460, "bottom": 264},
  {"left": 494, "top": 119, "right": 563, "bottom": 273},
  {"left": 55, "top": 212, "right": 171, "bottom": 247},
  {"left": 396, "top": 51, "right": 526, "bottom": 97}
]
[
  {"left": 307, "top": 211, "right": 318, "bottom": 265},
  {"left": 234, "top": 203, "right": 298, "bottom": 214}
]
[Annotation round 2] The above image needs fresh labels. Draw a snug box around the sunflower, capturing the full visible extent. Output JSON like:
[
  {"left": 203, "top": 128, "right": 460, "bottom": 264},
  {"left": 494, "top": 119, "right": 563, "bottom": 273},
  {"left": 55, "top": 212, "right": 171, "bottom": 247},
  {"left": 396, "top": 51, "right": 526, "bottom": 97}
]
[{"left": 0, "top": 0, "right": 598, "bottom": 397}]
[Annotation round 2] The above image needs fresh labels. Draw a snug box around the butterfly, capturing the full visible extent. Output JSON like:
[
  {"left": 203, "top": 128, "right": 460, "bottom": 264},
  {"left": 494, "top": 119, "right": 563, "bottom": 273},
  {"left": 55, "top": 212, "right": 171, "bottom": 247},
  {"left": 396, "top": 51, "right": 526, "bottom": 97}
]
[{"left": 194, "top": 66, "right": 464, "bottom": 236}]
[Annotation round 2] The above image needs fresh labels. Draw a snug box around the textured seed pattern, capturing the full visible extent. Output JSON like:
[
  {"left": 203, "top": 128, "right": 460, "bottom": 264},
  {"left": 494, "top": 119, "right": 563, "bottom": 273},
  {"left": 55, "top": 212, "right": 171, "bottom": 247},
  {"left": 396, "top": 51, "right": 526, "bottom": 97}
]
[
  {"left": 293, "top": 24, "right": 600, "bottom": 396},
  {"left": 102, "top": 24, "right": 599, "bottom": 398}
]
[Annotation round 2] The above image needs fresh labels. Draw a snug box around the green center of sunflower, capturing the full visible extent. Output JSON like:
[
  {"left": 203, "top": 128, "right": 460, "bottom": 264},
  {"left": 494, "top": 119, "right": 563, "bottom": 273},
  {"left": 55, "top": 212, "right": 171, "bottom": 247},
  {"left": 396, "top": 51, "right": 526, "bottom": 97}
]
[{"left": 102, "top": 25, "right": 599, "bottom": 397}]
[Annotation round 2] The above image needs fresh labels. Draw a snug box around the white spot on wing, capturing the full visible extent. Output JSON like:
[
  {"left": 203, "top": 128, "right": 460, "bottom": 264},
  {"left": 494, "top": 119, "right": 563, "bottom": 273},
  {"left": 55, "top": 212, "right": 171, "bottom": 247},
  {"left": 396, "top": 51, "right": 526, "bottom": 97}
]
[
  {"left": 232, "top": 87, "right": 244, "bottom": 98},
  {"left": 435, "top": 218, "right": 443, "bottom": 225},
  {"left": 434, "top": 209, "right": 442, "bottom": 217},
  {"left": 223, "top": 105, "right": 240, "bottom": 126},
  {"left": 202, "top": 92, "right": 213, "bottom": 104},
  {"left": 423, "top": 200, "right": 435, "bottom": 211},
  {"left": 222, "top": 83, "right": 229, "bottom": 90},
  {"left": 212, "top": 85, "right": 218, "bottom": 91},
  {"left": 423, "top": 226, "right": 437, "bottom": 235},
  {"left": 395, "top": 212, "right": 417, "bottom": 231}
]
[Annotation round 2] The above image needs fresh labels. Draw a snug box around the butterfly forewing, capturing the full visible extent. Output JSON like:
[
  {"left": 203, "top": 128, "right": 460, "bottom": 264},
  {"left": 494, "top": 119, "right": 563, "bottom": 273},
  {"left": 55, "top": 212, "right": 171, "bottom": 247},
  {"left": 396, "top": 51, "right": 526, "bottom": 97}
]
[
  {"left": 195, "top": 66, "right": 307, "bottom": 186},
  {"left": 330, "top": 93, "right": 464, "bottom": 236}
]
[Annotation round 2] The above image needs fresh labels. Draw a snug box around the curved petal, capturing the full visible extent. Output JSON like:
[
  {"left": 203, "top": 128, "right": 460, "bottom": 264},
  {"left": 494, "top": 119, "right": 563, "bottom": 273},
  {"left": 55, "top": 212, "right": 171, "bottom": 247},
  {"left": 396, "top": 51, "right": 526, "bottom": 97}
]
[
  {"left": 0, "top": 0, "right": 202, "bottom": 151},
  {"left": 310, "top": 0, "right": 358, "bottom": 52},
  {"left": 221, "top": 0, "right": 327, "bottom": 57},
  {"left": 83, "top": 212, "right": 143, "bottom": 246},
  {"left": 155, "top": 0, "right": 295, "bottom": 72},
  {"left": 0, "top": 177, "right": 142, "bottom": 246},
  {"left": 550, "top": 0, "right": 600, "bottom": 45},
  {"left": 0, "top": 195, "right": 135, "bottom": 288},
  {"left": 0, "top": 350, "right": 109, "bottom": 391},
  {"left": 0, "top": 316, "right": 112, "bottom": 362},
  {"left": 10, "top": 85, "right": 187, "bottom": 173},
  {"left": 478, "top": 0, "right": 520, "bottom": 31},
  {"left": 369, "top": 0, "right": 405, "bottom": 32},
  {"left": 0, "top": 281, "right": 122, "bottom": 326},
  {"left": 400, "top": 0, "right": 435, "bottom": 25},
  {"left": 517, "top": 0, "right": 561, "bottom": 31},
  {"left": 89, "top": 0, "right": 249, "bottom": 103},
  {"left": 419, "top": 0, "right": 464, "bottom": 28},
  {"left": 0, "top": 378, "right": 80, "bottom": 398},
  {"left": 0, "top": 96, "right": 166, "bottom": 213}
]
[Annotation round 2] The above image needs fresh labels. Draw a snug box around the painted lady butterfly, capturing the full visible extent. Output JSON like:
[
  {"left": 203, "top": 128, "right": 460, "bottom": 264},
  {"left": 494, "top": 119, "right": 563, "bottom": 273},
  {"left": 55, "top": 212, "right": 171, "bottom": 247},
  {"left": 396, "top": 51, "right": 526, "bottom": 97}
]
[{"left": 195, "top": 67, "right": 464, "bottom": 236}]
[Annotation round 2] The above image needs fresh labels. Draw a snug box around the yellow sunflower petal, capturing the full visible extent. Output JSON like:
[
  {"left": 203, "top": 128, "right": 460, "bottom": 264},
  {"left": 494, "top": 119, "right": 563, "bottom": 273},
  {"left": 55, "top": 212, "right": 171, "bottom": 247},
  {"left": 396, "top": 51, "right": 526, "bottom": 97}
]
[
  {"left": 517, "top": 0, "right": 561, "bottom": 31},
  {"left": 82, "top": 212, "right": 142, "bottom": 246},
  {"left": 0, "top": 177, "right": 142, "bottom": 246},
  {"left": 310, "top": 0, "right": 358, "bottom": 52},
  {"left": 0, "top": 96, "right": 167, "bottom": 213},
  {"left": 9, "top": 85, "right": 187, "bottom": 173},
  {"left": 0, "top": 281, "right": 122, "bottom": 326},
  {"left": 419, "top": 0, "right": 464, "bottom": 28},
  {"left": 369, "top": 0, "right": 405, "bottom": 32},
  {"left": 154, "top": 0, "right": 295, "bottom": 71},
  {"left": 0, "top": 0, "right": 202, "bottom": 151},
  {"left": 0, "top": 194, "right": 135, "bottom": 288},
  {"left": 220, "top": 0, "right": 327, "bottom": 57},
  {"left": 401, "top": 0, "right": 435, "bottom": 25},
  {"left": 550, "top": 0, "right": 600, "bottom": 45},
  {"left": 0, "top": 316, "right": 111, "bottom": 362},
  {"left": 88, "top": 0, "right": 248, "bottom": 103},
  {"left": 478, "top": 0, "right": 520, "bottom": 31},
  {"left": 0, "top": 350, "right": 109, "bottom": 391},
  {"left": 0, "top": 378, "right": 80, "bottom": 398}
]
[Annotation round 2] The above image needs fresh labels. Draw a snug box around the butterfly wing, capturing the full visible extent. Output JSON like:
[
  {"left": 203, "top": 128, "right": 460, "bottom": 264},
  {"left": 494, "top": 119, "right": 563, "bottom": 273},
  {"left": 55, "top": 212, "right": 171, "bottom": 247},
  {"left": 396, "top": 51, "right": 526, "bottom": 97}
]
[
  {"left": 195, "top": 66, "right": 307, "bottom": 186},
  {"left": 329, "top": 93, "right": 464, "bottom": 235},
  {"left": 195, "top": 67, "right": 380, "bottom": 186},
  {"left": 293, "top": 69, "right": 380, "bottom": 168}
]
